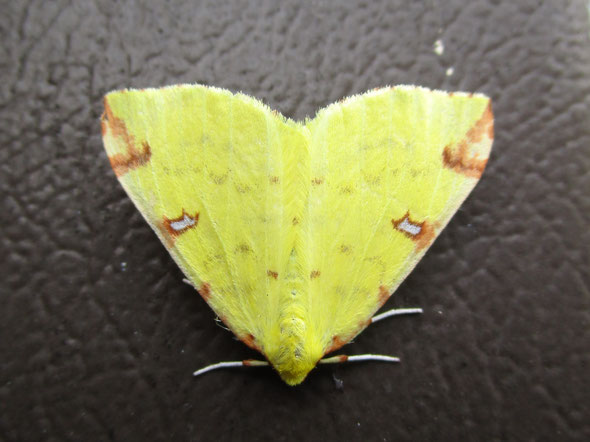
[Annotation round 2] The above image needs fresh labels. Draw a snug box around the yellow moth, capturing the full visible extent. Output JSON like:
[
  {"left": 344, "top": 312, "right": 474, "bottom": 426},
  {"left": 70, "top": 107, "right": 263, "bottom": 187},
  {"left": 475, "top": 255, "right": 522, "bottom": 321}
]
[{"left": 101, "top": 84, "right": 493, "bottom": 385}]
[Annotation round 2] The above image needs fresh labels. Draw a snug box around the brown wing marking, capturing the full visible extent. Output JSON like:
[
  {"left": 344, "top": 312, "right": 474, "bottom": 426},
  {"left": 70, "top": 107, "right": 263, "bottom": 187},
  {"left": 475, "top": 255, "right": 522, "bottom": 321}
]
[
  {"left": 442, "top": 102, "right": 493, "bottom": 178},
  {"left": 198, "top": 282, "right": 212, "bottom": 302},
  {"left": 392, "top": 212, "right": 436, "bottom": 251},
  {"left": 102, "top": 99, "right": 152, "bottom": 177},
  {"left": 325, "top": 336, "right": 348, "bottom": 354},
  {"left": 240, "top": 333, "right": 262, "bottom": 352},
  {"left": 323, "top": 285, "right": 392, "bottom": 355},
  {"left": 158, "top": 209, "right": 200, "bottom": 247}
]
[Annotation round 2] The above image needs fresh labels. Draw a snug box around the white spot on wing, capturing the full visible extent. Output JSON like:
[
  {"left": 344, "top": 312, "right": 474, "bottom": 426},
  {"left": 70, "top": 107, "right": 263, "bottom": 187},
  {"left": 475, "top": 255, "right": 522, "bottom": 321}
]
[
  {"left": 170, "top": 214, "right": 196, "bottom": 231},
  {"left": 397, "top": 217, "right": 422, "bottom": 236}
]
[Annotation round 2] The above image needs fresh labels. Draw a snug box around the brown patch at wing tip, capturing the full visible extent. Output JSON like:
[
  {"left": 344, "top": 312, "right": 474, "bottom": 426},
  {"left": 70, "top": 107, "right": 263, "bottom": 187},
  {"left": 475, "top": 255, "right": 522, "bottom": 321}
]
[
  {"left": 241, "top": 334, "right": 261, "bottom": 352},
  {"left": 310, "top": 270, "right": 321, "bottom": 279},
  {"left": 442, "top": 101, "right": 493, "bottom": 178},
  {"left": 267, "top": 270, "right": 278, "bottom": 279},
  {"left": 109, "top": 141, "right": 152, "bottom": 177},
  {"left": 292, "top": 217, "right": 299, "bottom": 226},
  {"left": 103, "top": 99, "right": 152, "bottom": 177},
  {"left": 442, "top": 143, "right": 488, "bottom": 178},
  {"left": 391, "top": 211, "right": 436, "bottom": 251},
  {"left": 198, "top": 282, "right": 211, "bottom": 301},
  {"left": 465, "top": 101, "right": 493, "bottom": 143}
]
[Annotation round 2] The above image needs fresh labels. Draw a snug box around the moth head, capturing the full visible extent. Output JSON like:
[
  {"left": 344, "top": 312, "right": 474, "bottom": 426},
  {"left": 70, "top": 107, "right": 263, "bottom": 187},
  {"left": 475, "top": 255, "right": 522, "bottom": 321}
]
[
  {"left": 269, "top": 353, "right": 322, "bottom": 386},
  {"left": 265, "top": 332, "right": 325, "bottom": 386}
]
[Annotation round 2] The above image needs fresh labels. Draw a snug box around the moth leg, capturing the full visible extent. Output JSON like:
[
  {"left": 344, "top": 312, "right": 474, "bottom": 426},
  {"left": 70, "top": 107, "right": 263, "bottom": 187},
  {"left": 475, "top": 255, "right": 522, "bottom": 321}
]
[
  {"left": 319, "top": 355, "right": 400, "bottom": 365},
  {"left": 182, "top": 278, "right": 195, "bottom": 288},
  {"left": 370, "top": 307, "right": 422, "bottom": 324},
  {"left": 193, "top": 359, "right": 268, "bottom": 377}
]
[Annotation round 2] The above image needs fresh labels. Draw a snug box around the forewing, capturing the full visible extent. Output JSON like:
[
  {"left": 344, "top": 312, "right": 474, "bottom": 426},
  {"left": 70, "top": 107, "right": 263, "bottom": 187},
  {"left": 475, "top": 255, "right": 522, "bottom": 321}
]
[
  {"left": 101, "top": 84, "right": 306, "bottom": 352},
  {"left": 305, "top": 86, "right": 493, "bottom": 354}
]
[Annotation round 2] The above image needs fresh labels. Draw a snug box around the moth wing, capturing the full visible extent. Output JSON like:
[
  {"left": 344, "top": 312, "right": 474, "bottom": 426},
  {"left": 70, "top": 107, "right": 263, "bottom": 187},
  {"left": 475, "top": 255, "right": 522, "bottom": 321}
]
[
  {"left": 305, "top": 86, "right": 493, "bottom": 354},
  {"left": 101, "top": 85, "right": 306, "bottom": 352}
]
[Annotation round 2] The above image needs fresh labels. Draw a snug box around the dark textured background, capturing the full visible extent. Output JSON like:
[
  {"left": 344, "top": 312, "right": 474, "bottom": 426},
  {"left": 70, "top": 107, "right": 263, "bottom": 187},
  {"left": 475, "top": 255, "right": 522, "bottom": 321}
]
[{"left": 1, "top": 1, "right": 589, "bottom": 441}]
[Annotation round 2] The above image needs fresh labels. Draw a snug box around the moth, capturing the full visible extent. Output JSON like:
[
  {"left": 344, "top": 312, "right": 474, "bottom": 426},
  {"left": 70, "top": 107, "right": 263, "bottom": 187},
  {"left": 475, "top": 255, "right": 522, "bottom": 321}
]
[{"left": 101, "top": 84, "right": 493, "bottom": 385}]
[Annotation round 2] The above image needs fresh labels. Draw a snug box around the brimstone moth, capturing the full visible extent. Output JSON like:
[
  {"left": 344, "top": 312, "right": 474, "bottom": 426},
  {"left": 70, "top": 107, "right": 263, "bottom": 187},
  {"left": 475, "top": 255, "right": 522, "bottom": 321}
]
[{"left": 101, "top": 84, "right": 493, "bottom": 385}]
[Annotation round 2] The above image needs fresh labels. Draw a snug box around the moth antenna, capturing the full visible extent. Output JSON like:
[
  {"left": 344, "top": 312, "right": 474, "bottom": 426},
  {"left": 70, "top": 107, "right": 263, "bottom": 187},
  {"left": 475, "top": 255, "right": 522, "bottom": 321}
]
[
  {"left": 319, "top": 354, "right": 400, "bottom": 364},
  {"left": 193, "top": 359, "right": 269, "bottom": 377},
  {"left": 370, "top": 307, "right": 423, "bottom": 324}
]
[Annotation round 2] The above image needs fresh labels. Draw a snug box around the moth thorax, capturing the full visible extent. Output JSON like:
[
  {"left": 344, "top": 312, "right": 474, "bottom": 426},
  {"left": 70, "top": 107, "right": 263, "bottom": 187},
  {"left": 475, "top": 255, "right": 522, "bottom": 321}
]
[
  {"left": 279, "top": 312, "right": 306, "bottom": 342},
  {"left": 275, "top": 305, "right": 307, "bottom": 355}
]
